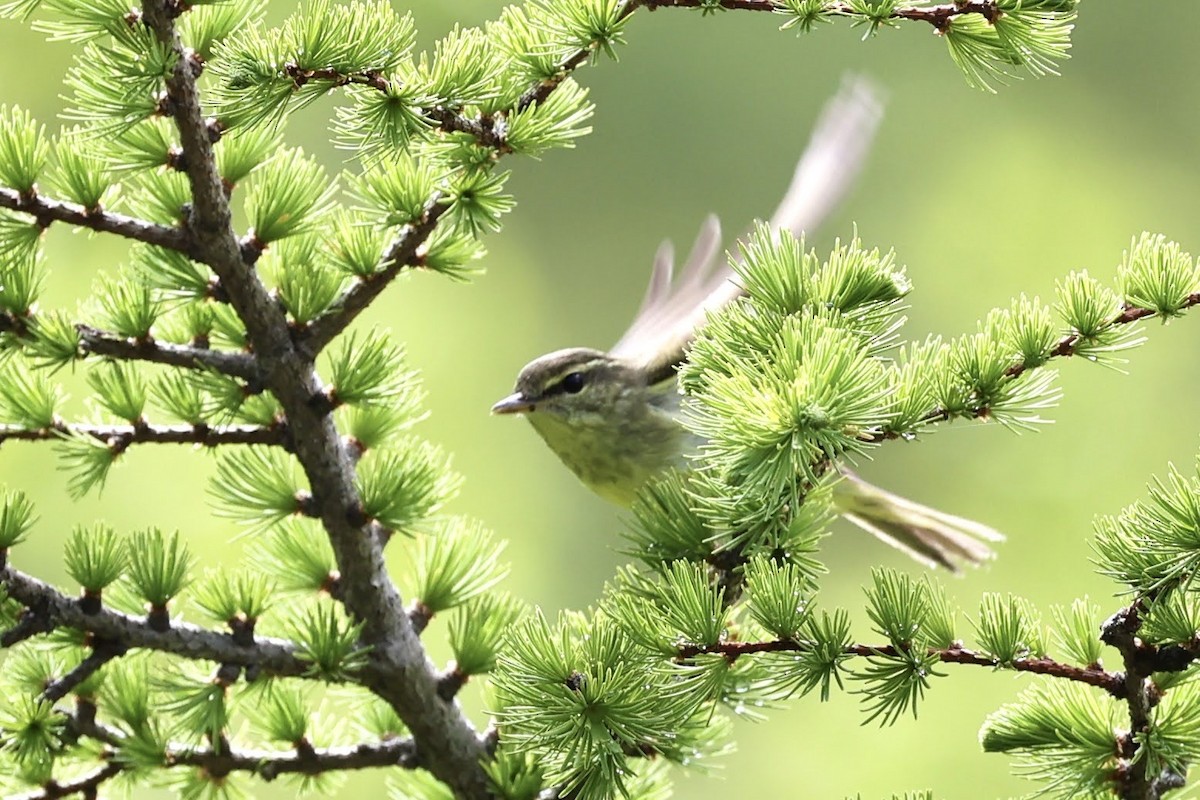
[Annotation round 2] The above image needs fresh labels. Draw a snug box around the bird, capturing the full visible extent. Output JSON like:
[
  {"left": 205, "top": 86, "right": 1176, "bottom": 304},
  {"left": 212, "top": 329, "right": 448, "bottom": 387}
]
[{"left": 492, "top": 77, "right": 1001, "bottom": 571}]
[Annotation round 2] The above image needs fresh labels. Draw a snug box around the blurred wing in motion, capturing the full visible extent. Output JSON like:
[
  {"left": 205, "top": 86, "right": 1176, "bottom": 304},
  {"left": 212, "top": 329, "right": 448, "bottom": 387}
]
[{"left": 609, "top": 75, "right": 885, "bottom": 378}]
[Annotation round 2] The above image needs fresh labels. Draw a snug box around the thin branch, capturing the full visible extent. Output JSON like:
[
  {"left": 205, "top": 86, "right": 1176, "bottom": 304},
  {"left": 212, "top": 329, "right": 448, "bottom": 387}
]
[
  {"left": 0, "top": 188, "right": 189, "bottom": 253},
  {"left": 42, "top": 638, "right": 127, "bottom": 702},
  {"left": 0, "top": 421, "right": 285, "bottom": 449},
  {"left": 0, "top": 565, "right": 309, "bottom": 677},
  {"left": 296, "top": 196, "right": 449, "bottom": 357},
  {"left": 641, "top": 0, "right": 1005, "bottom": 30},
  {"left": 12, "top": 762, "right": 124, "bottom": 800},
  {"left": 167, "top": 736, "right": 420, "bottom": 780},
  {"left": 676, "top": 638, "right": 1127, "bottom": 696},
  {"left": 140, "top": 2, "right": 492, "bottom": 796},
  {"left": 1005, "top": 294, "right": 1200, "bottom": 380},
  {"left": 436, "top": 665, "right": 469, "bottom": 702},
  {"left": 866, "top": 294, "right": 1200, "bottom": 442},
  {"left": 78, "top": 325, "right": 259, "bottom": 381},
  {"left": 67, "top": 711, "right": 420, "bottom": 784}
]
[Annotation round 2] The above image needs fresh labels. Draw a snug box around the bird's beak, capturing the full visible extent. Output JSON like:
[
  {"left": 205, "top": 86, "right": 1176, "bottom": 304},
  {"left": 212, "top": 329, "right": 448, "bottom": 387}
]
[{"left": 491, "top": 392, "right": 535, "bottom": 415}]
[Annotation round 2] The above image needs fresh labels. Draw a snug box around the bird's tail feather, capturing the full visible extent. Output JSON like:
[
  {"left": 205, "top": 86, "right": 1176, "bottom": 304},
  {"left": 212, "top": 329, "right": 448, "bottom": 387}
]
[{"left": 831, "top": 470, "right": 1002, "bottom": 572}]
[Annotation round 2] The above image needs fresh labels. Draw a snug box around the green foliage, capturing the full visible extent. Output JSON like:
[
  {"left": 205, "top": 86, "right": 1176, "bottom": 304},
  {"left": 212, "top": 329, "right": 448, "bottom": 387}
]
[
  {"left": 207, "top": 0, "right": 417, "bottom": 130},
  {"left": 48, "top": 125, "right": 112, "bottom": 209},
  {"left": 95, "top": 274, "right": 161, "bottom": 340},
  {"left": 0, "top": 489, "right": 35, "bottom": 549},
  {"left": 448, "top": 592, "right": 526, "bottom": 677},
  {"left": 349, "top": 153, "right": 440, "bottom": 229},
  {"left": 244, "top": 148, "right": 336, "bottom": 244},
  {"left": 1050, "top": 598, "right": 1104, "bottom": 667},
  {"left": 123, "top": 170, "right": 191, "bottom": 226},
  {"left": 63, "top": 522, "right": 126, "bottom": 592},
  {"left": 249, "top": 520, "right": 337, "bottom": 595},
  {"left": 407, "top": 517, "right": 508, "bottom": 616},
  {"left": 324, "top": 214, "right": 391, "bottom": 277},
  {"left": 944, "top": 4, "right": 1076, "bottom": 92},
  {"left": 263, "top": 237, "right": 347, "bottom": 325},
  {"left": 542, "top": 0, "right": 628, "bottom": 62},
  {"left": 981, "top": 680, "right": 1122, "bottom": 797},
  {"left": 1141, "top": 591, "right": 1200, "bottom": 647},
  {"left": 622, "top": 470, "right": 719, "bottom": 566},
  {"left": 214, "top": 125, "right": 279, "bottom": 188},
  {"left": 62, "top": 28, "right": 173, "bottom": 135},
  {"left": 151, "top": 371, "right": 209, "bottom": 425},
  {"left": 24, "top": 311, "right": 81, "bottom": 369},
  {"left": 340, "top": 402, "right": 424, "bottom": 452},
  {"left": 974, "top": 593, "right": 1045, "bottom": 664},
  {"left": 254, "top": 682, "right": 309, "bottom": 745},
  {"left": 192, "top": 568, "right": 274, "bottom": 624},
  {"left": 355, "top": 437, "right": 460, "bottom": 533},
  {"left": 0, "top": 105, "right": 49, "bottom": 194},
  {"left": 856, "top": 570, "right": 945, "bottom": 725},
  {"left": 0, "top": 361, "right": 61, "bottom": 428},
  {"left": 502, "top": 79, "right": 593, "bottom": 156},
  {"left": 291, "top": 600, "right": 370, "bottom": 680},
  {"left": 326, "top": 330, "right": 416, "bottom": 408},
  {"left": 56, "top": 431, "right": 118, "bottom": 498},
  {"left": 0, "top": 694, "right": 63, "bottom": 775},
  {"left": 1054, "top": 269, "right": 1145, "bottom": 365},
  {"left": 744, "top": 556, "right": 817, "bottom": 640},
  {"left": 1117, "top": 233, "right": 1200, "bottom": 318},
  {"left": 1093, "top": 457, "right": 1200, "bottom": 594},
  {"left": 491, "top": 608, "right": 722, "bottom": 800},
  {"left": 88, "top": 361, "right": 147, "bottom": 423},
  {"left": 0, "top": 2, "right": 1191, "bottom": 799},
  {"left": 0, "top": 245, "right": 44, "bottom": 315},
  {"left": 158, "top": 669, "right": 229, "bottom": 746},
  {"left": 210, "top": 447, "right": 307, "bottom": 531},
  {"left": 444, "top": 166, "right": 515, "bottom": 237},
  {"left": 178, "top": 0, "right": 263, "bottom": 62},
  {"left": 125, "top": 528, "right": 193, "bottom": 608},
  {"left": 131, "top": 244, "right": 214, "bottom": 302}
]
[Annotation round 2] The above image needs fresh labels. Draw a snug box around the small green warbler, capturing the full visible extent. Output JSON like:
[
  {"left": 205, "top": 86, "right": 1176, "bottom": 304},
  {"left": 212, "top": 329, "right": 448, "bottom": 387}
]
[{"left": 493, "top": 78, "right": 1001, "bottom": 571}]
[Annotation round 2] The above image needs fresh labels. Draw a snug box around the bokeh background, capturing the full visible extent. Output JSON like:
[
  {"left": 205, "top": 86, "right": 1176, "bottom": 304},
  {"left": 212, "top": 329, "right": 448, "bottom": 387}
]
[{"left": 3, "top": 2, "right": 1200, "bottom": 798}]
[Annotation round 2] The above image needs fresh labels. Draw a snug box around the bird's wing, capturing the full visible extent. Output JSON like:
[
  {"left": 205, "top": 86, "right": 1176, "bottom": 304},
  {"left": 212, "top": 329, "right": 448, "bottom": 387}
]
[{"left": 609, "top": 75, "right": 885, "bottom": 378}]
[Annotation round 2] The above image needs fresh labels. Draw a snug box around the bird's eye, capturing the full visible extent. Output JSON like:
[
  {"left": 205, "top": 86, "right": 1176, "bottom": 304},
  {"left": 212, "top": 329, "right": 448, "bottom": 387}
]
[{"left": 559, "top": 372, "right": 586, "bottom": 394}]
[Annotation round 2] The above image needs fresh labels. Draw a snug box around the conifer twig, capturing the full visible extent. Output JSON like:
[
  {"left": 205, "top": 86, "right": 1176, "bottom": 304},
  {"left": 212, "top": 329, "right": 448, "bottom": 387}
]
[
  {"left": 0, "top": 564, "right": 309, "bottom": 677},
  {"left": 0, "top": 422, "right": 285, "bottom": 449},
  {"left": 676, "top": 638, "right": 1127, "bottom": 696},
  {"left": 0, "top": 187, "right": 189, "bottom": 252},
  {"left": 77, "top": 325, "right": 259, "bottom": 380}
]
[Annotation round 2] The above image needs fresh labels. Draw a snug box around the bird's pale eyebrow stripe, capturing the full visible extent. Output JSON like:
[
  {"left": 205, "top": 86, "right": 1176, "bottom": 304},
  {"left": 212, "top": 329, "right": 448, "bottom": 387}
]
[
  {"left": 548, "top": 360, "right": 606, "bottom": 384},
  {"left": 538, "top": 359, "right": 608, "bottom": 396}
]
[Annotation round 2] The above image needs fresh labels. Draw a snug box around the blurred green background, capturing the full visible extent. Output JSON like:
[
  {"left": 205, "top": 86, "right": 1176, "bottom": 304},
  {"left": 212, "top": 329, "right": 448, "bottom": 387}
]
[{"left": 3, "top": 2, "right": 1200, "bottom": 798}]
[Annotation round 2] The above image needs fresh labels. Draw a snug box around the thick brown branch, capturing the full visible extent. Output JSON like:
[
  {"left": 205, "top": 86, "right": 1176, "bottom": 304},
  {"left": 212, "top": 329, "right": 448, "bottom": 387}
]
[
  {"left": 78, "top": 325, "right": 259, "bottom": 380},
  {"left": 140, "top": 2, "right": 491, "bottom": 795},
  {"left": 0, "top": 188, "right": 189, "bottom": 253},
  {"left": 1097, "top": 603, "right": 1191, "bottom": 800},
  {"left": 1, "top": 565, "right": 309, "bottom": 677}
]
